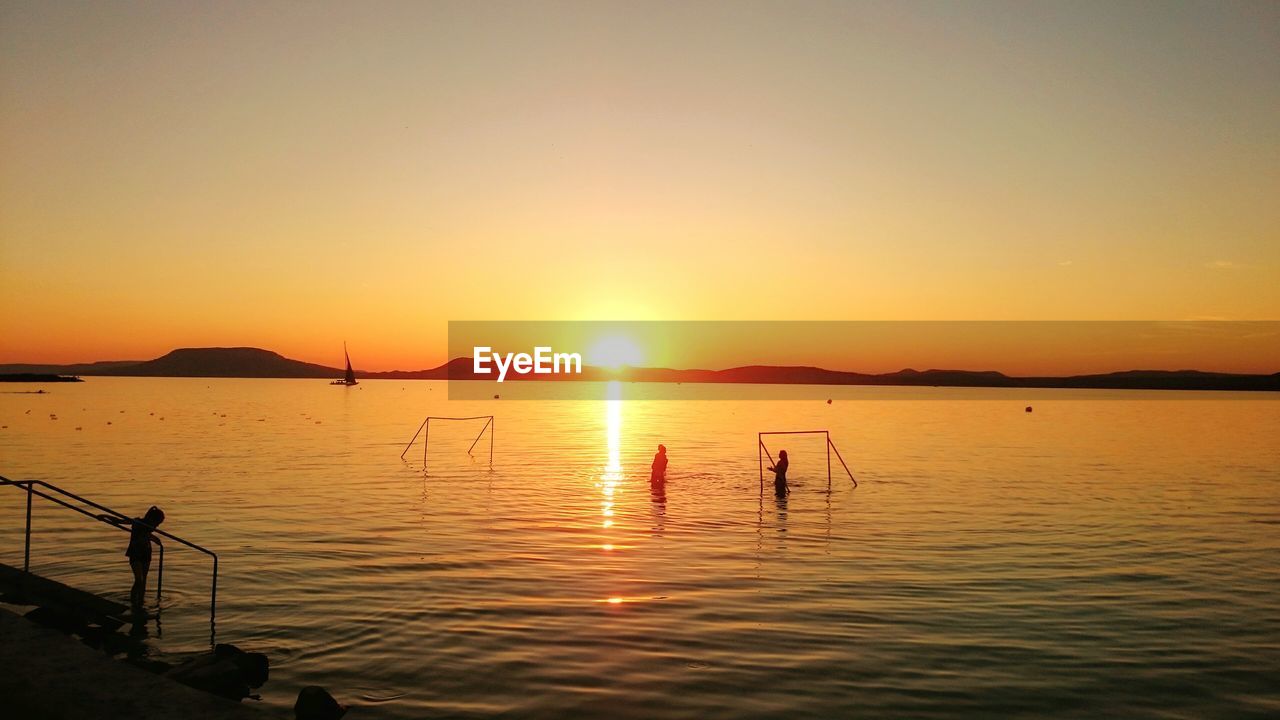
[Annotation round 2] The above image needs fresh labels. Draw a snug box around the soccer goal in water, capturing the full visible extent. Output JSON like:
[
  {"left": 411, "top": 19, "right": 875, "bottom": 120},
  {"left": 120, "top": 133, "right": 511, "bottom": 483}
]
[
  {"left": 401, "top": 415, "right": 494, "bottom": 472},
  {"left": 758, "top": 430, "right": 857, "bottom": 493}
]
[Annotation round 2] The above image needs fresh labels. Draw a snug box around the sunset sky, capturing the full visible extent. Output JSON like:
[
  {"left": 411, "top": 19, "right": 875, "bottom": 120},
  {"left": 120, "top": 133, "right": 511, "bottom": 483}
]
[{"left": 2, "top": 1, "right": 1277, "bottom": 371}]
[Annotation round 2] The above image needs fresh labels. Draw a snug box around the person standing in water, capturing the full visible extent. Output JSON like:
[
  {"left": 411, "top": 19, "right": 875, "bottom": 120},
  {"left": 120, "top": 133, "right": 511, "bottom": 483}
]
[
  {"left": 768, "top": 450, "right": 789, "bottom": 497},
  {"left": 651, "top": 444, "right": 668, "bottom": 484},
  {"left": 125, "top": 506, "right": 165, "bottom": 610}
]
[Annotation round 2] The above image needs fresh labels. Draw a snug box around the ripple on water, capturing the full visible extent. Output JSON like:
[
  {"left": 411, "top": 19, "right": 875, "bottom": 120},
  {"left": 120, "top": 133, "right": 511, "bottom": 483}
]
[{"left": 1, "top": 380, "right": 1277, "bottom": 719}]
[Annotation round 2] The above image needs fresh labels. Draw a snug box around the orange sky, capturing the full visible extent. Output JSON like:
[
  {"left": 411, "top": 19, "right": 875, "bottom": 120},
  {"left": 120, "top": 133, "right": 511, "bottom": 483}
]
[{"left": 2, "top": 2, "right": 1278, "bottom": 371}]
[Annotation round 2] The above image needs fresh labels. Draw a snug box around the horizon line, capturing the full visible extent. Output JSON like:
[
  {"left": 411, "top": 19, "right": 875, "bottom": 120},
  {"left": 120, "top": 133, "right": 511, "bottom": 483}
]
[{"left": 2, "top": 345, "right": 1277, "bottom": 380}]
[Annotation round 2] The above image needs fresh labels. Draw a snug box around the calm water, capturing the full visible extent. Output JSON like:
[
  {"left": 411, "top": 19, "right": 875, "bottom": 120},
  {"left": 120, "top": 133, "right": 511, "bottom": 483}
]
[{"left": 2, "top": 378, "right": 1278, "bottom": 718}]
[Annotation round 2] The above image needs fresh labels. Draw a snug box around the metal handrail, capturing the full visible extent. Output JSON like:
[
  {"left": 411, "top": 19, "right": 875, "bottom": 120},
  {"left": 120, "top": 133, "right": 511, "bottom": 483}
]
[{"left": 0, "top": 475, "right": 218, "bottom": 642}]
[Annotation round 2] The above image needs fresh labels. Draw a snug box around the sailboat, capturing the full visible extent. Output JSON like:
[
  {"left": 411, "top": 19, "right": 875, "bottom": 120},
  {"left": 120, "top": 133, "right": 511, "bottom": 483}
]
[{"left": 331, "top": 342, "right": 358, "bottom": 386}]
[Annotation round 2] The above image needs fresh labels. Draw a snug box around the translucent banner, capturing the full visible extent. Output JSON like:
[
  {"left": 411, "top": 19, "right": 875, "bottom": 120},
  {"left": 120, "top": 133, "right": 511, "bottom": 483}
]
[{"left": 445, "top": 321, "right": 1280, "bottom": 400}]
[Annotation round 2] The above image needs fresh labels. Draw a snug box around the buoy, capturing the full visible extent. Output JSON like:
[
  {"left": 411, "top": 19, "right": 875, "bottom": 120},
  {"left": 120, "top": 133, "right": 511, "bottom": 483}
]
[
  {"left": 1025, "top": 406, "right": 1033, "bottom": 413},
  {"left": 826, "top": 398, "right": 832, "bottom": 404}
]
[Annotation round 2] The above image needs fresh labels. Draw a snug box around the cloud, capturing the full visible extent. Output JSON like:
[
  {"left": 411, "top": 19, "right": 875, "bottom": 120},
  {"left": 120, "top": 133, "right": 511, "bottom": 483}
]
[
  {"left": 1206, "top": 260, "right": 1240, "bottom": 270},
  {"left": 1057, "top": 260, "right": 1073, "bottom": 266}
]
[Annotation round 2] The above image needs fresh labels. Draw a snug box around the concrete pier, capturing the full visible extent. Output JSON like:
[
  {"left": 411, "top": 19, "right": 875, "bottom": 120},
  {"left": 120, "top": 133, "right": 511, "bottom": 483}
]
[{"left": 0, "top": 607, "right": 285, "bottom": 719}]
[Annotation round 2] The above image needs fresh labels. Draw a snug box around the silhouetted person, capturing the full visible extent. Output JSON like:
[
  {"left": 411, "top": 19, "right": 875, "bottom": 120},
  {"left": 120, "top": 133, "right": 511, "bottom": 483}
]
[
  {"left": 651, "top": 444, "right": 668, "bottom": 484},
  {"left": 768, "top": 450, "right": 789, "bottom": 497},
  {"left": 126, "top": 506, "right": 165, "bottom": 610}
]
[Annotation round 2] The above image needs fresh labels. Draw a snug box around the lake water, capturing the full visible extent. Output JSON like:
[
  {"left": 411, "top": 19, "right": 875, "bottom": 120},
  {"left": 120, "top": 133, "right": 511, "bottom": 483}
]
[{"left": 2, "top": 378, "right": 1278, "bottom": 718}]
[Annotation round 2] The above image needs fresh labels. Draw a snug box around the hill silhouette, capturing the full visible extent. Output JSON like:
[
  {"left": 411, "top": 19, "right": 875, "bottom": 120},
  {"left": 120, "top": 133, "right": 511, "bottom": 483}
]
[
  {"left": 0, "top": 360, "right": 144, "bottom": 375},
  {"left": 0, "top": 348, "right": 342, "bottom": 379},
  {"left": 1, "top": 347, "right": 1276, "bottom": 391},
  {"left": 113, "top": 347, "right": 341, "bottom": 378}
]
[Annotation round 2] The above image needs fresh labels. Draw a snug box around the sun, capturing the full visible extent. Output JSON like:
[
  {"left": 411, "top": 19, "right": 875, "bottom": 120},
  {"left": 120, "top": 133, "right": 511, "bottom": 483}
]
[{"left": 586, "top": 335, "right": 644, "bottom": 370}]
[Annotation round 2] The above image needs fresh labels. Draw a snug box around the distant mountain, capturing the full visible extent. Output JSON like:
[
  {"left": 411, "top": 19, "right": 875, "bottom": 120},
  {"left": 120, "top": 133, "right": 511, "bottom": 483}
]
[
  {"left": 358, "top": 359, "right": 1280, "bottom": 391},
  {"left": 0, "top": 348, "right": 343, "bottom": 379},
  {"left": 0, "top": 360, "right": 144, "bottom": 375},
  {"left": 112, "top": 347, "right": 343, "bottom": 378},
  {"left": 1, "top": 348, "right": 1276, "bottom": 391},
  {"left": 1019, "top": 369, "right": 1280, "bottom": 392},
  {"left": 362, "top": 356, "right": 470, "bottom": 380}
]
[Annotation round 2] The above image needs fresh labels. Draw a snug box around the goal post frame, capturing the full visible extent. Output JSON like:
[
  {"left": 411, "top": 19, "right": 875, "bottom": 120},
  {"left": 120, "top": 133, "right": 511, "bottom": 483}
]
[
  {"left": 401, "top": 415, "right": 494, "bottom": 472},
  {"left": 758, "top": 430, "right": 856, "bottom": 493}
]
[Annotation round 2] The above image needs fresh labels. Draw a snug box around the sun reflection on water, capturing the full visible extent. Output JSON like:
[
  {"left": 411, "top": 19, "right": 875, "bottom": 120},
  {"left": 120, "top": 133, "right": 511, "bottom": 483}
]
[{"left": 599, "top": 381, "right": 624, "bottom": 600}]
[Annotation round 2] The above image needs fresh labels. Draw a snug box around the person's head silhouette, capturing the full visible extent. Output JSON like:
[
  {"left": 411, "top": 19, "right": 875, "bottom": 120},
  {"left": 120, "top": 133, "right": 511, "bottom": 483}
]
[{"left": 143, "top": 506, "right": 165, "bottom": 527}]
